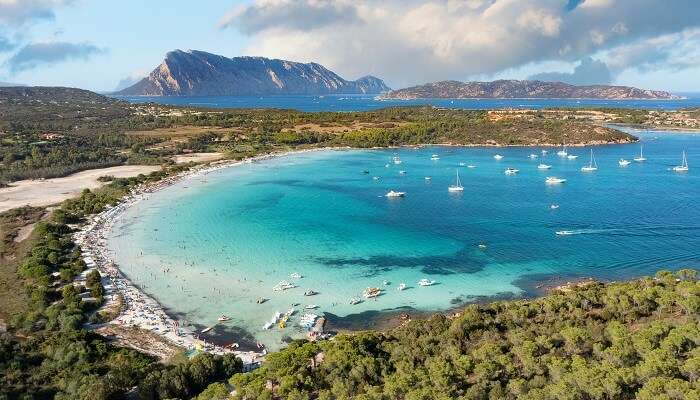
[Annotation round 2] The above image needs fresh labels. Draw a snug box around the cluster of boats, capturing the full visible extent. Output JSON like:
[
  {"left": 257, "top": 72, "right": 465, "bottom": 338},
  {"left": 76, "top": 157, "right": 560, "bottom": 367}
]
[{"left": 383, "top": 145, "right": 689, "bottom": 197}]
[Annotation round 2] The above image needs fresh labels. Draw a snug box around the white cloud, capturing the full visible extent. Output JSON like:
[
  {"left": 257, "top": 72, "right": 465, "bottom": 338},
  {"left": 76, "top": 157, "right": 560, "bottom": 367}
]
[
  {"left": 220, "top": 0, "right": 700, "bottom": 87},
  {"left": 0, "top": 0, "right": 74, "bottom": 26}
]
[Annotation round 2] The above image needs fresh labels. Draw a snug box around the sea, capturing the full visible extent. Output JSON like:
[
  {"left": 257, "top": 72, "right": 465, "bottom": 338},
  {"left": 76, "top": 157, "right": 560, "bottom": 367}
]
[
  {"left": 107, "top": 119, "right": 700, "bottom": 349},
  {"left": 114, "top": 93, "right": 700, "bottom": 112}
]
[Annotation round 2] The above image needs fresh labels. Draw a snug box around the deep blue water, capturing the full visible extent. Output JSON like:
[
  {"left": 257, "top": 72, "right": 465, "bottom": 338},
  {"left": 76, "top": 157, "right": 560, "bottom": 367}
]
[
  {"left": 114, "top": 94, "right": 700, "bottom": 112},
  {"left": 108, "top": 125, "right": 699, "bottom": 348}
]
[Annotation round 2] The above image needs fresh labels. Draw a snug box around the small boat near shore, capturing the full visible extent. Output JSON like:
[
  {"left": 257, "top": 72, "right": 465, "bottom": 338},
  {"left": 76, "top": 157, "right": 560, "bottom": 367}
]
[
  {"left": 349, "top": 297, "right": 362, "bottom": 305},
  {"left": 304, "top": 290, "right": 318, "bottom": 296},
  {"left": 619, "top": 159, "right": 631, "bottom": 167},
  {"left": 363, "top": 287, "right": 382, "bottom": 298},
  {"left": 556, "top": 230, "right": 574, "bottom": 236},
  {"left": 504, "top": 168, "right": 519, "bottom": 175},
  {"left": 538, "top": 164, "right": 552, "bottom": 169},
  {"left": 217, "top": 314, "right": 230, "bottom": 322},
  {"left": 397, "top": 283, "right": 406, "bottom": 291},
  {"left": 418, "top": 278, "right": 436, "bottom": 286},
  {"left": 290, "top": 272, "right": 302, "bottom": 279},
  {"left": 273, "top": 280, "right": 297, "bottom": 291},
  {"left": 262, "top": 311, "right": 282, "bottom": 330},
  {"left": 493, "top": 154, "right": 504, "bottom": 160}
]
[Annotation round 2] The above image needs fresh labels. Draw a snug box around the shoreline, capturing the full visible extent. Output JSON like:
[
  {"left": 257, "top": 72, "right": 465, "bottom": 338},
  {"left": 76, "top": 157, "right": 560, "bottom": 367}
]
[{"left": 71, "top": 139, "right": 636, "bottom": 361}]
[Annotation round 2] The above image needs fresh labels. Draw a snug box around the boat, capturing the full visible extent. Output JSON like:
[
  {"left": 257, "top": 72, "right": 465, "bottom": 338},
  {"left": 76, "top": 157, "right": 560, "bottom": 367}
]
[
  {"left": 392, "top": 156, "right": 402, "bottom": 165},
  {"left": 459, "top": 162, "right": 466, "bottom": 166},
  {"left": 618, "top": 158, "right": 631, "bottom": 167},
  {"left": 304, "top": 290, "right": 318, "bottom": 296},
  {"left": 550, "top": 204, "right": 560, "bottom": 209},
  {"left": 567, "top": 154, "right": 578, "bottom": 160},
  {"left": 537, "top": 164, "right": 552, "bottom": 169},
  {"left": 373, "top": 176, "right": 380, "bottom": 180},
  {"left": 305, "top": 304, "right": 319, "bottom": 309},
  {"left": 362, "top": 170, "right": 370, "bottom": 174},
  {"left": 201, "top": 326, "right": 214, "bottom": 333},
  {"left": 581, "top": 149, "right": 598, "bottom": 172},
  {"left": 541, "top": 149, "right": 549, "bottom": 155},
  {"left": 424, "top": 176, "right": 432, "bottom": 180},
  {"left": 257, "top": 297, "right": 268, "bottom": 304},
  {"left": 634, "top": 145, "right": 647, "bottom": 162},
  {"left": 557, "top": 146, "right": 568, "bottom": 157},
  {"left": 529, "top": 154, "right": 538, "bottom": 159},
  {"left": 478, "top": 243, "right": 487, "bottom": 249},
  {"left": 290, "top": 272, "right": 302, "bottom": 279},
  {"left": 467, "top": 165, "right": 477, "bottom": 168},
  {"left": 493, "top": 154, "right": 504, "bottom": 160},
  {"left": 262, "top": 311, "right": 282, "bottom": 330},
  {"left": 431, "top": 154, "right": 440, "bottom": 160},
  {"left": 545, "top": 177, "right": 566, "bottom": 184},
  {"left": 556, "top": 230, "right": 575, "bottom": 236},
  {"left": 385, "top": 163, "right": 390, "bottom": 168},
  {"left": 504, "top": 168, "right": 519, "bottom": 175},
  {"left": 673, "top": 150, "right": 689, "bottom": 172},
  {"left": 349, "top": 297, "right": 362, "bottom": 305},
  {"left": 385, "top": 190, "right": 406, "bottom": 198},
  {"left": 448, "top": 170, "right": 464, "bottom": 192},
  {"left": 418, "top": 278, "right": 436, "bottom": 286},
  {"left": 397, "top": 283, "right": 406, "bottom": 291},
  {"left": 298, "top": 313, "right": 318, "bottom": 329},
  {"left": 217, "top": 314, "right": 230, "bottom": 322},
  {"left": 273, "top": 280, "right": 297, "bottom": 291},
  {"left": 399, "top": 170, "right": 407, "bottom": 174},
  {"left": 363, "top": 287, "right": 382, "bottom": 298},
  {"left": 383, "top": 280, "right": 390, "bottom": 286}
]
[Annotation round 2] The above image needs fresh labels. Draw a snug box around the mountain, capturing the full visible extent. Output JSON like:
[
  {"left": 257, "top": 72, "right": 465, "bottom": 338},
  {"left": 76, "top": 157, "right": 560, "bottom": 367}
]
[
  {"left": 0, "top": 82, "right": 25, "bottom": 87},
  {"left": 116, "top": 50, "right": 390, "bottom": 96},
  {"left": 381, "top": 80, "right": 681, "bottom": 100}
]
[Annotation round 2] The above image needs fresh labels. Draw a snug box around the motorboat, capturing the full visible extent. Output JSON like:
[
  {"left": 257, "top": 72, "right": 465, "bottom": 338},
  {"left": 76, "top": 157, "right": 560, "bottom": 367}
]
[
  {"left": 556, "top": 230, "right": 575, "bottom": 236},
  {"left": 618, "top": 159, "right": 631, "bottom": 167},
  {"left": 541, "top": 149, "right": 549, "bottom": 155},
  {"left": 372, "top": 176, "right": 380, "bottom": 180},
  {"left": 431, "top": 154, "right": 440, "bottom": 160},
  {"left": 397, "top": 283, "right": 406, "bottom": 291},
  {"left": 305, "top": 304, "right": 319, "bottom": 309},
  {"left": 545, "top": 177, "right": 566, "bottom": 184},
  {"left": 363, "top": 287, "right": 382, "bottom": 298},
  {"left": 673, "top": 150, "right": 689, "bottom": 172},
  {"left": 273, "top": 281, "right": 296, "bottom": 291},
  {"left": 459, "top": 162, "right": 467, "bottom": 166},
  {"left": 304, "top": 290, "right": 318, "bottom": 296},
  {"left": 217, "top": 314, "right": 230, "bottom": 322},
  {"left": 290, "top": 272, "right": 302, "bottom": 279},
  {"left": 349, "top": 297, "right": 362, "bottom": 305},
  {"left": 504, "top": 168, "right": 519, "bottom": 175},
  {"left": 550, "top": 204, "right": 560, "bottom": 209},
  {"left": 399, "top": 170, "right": 407, "bottom": 174},
  {"left": 493, "top": 154, "right": 504, "bottom": 160},
  {"left": 467, "top": 165, "right": 477, "bottom": 168},
  {"left": 383, "top": 280, "right": 390, "bottom": 286},
  {"left": 529, "top": 154, "right": 538, "bottom": 159},
  {"left": 557, "top": 146, "right": 568, "bottom": 157},
  {"left": 393, "top": 156, "right": 402, "bottom": 165},
  {"left": 385, "top": 190, "right": 406, "bottom": 198},
  {"left": 424, "top": 176, "right": 432, "bottom": 180},
  {"left": 537, "top": 164, "right": 552, "bottom": 169},
  {"left": 567, "top": 154, "right": 578, "bottom": 160},
  {"left": 418, "top": 278, "right": 436, "bottom": 286}
]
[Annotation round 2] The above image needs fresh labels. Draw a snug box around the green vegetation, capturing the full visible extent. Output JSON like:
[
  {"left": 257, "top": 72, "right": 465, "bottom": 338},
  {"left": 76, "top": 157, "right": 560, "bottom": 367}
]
[{"left": 229, "top": 271, "right": 698, "bottom": 399}]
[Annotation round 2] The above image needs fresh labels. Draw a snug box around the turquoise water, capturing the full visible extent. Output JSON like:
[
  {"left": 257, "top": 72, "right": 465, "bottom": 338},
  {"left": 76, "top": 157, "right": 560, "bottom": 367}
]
[
  {"left": 114, "top": 94, "right": 700, "bottom": 112},
  {"left": 108, "top": 127, "right": 700, "bottom": 349}
]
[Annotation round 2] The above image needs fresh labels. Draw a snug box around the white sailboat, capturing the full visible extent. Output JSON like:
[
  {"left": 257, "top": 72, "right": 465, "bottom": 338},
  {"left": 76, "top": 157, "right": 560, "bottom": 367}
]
[
  {"left": 537, "top": 163, "right": 552, "bottom": 169},
  {"left": 634, "top": 145, "right": 647, "bottom": 162},
  {"left": 557, "top": 146, "right": 568, "bottom": 157},
  {"left": 448, "top": 170, "right": 464, "bottom": 192},
  {"left": 581, "top": 149, "right": 598, "bottom": 172},
  {"left": 673, "top": 150, "right": 689, "bottom": 172}
]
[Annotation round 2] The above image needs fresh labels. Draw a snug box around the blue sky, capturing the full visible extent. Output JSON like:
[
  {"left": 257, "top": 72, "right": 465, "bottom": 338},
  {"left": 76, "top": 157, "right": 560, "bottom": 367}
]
[{"left": 1, "top": 0, "right": 699, "bottom": 92}]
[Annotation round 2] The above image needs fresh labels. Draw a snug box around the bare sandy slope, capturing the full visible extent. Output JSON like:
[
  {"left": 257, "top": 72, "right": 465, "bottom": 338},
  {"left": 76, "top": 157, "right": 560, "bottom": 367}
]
[
  {"left": 0, "top": 165, "right": 161, "bottom": 212},
  {"left": 172, "top": 152, "right": 224, "bottom": 164}
]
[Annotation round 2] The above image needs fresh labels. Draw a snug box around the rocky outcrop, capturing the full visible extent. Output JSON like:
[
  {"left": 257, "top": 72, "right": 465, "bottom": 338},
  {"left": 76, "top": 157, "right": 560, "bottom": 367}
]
[
  {"left": 117, "top": 50, "right": 390, "bottom": 96},
  {"left": 381, "top": 80, "right": 681, "bottom": 100}
]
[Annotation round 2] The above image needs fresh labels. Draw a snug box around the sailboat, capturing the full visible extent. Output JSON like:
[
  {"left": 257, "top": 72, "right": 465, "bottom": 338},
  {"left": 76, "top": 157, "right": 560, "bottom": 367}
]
[
  {"left": 634, "top": 145, "right": 647, "bottom": 162},
  {"left": 448, "top": 170, "right": 464, "bottom": 192},
  {"left": 557, "top": 146, "right": 568, "bottom": 157},
  {"left": 673, "top": 150, "right": 689, "bottom": 172},
  {"left": 581, "top": 149, "right": 598, "bottom": 172}
]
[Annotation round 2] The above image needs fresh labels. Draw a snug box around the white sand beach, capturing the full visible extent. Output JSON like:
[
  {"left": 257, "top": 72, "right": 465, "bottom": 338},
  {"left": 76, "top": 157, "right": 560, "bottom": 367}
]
[{"left": 0, "top": 165, "right": 162, "bottom": 212}]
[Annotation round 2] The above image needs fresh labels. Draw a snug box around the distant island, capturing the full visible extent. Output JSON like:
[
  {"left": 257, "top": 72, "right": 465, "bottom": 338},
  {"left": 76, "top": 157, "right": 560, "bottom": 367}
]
[
  {"left": 381, "top": 79, "right": 682, "bottom": 100},
  {"left": 116, "top": 50, "right": 390, "bottom": 96}
]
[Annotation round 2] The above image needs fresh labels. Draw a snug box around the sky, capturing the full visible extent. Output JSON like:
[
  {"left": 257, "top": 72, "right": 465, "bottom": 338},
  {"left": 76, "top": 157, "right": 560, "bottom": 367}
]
[{"left": 0, "top": 0, "right": 699, "bottom": 93}]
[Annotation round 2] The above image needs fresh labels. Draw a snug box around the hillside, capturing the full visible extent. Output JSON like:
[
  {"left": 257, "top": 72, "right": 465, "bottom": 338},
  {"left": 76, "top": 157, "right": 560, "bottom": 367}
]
[
  {"left": 382, "top": 80, "right": 681, "bottom": 100},
  {"left": 116, "top": 50, "right": 391, "bottom": 96}
]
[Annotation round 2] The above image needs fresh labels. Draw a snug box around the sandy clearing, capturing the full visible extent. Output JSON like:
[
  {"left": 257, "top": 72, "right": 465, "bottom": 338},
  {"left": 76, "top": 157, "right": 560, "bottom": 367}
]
[
  {"left": 173, "top": 152, "right": 225, "bottom": 164},
  {"left": 0, "top": 165, "right": 161, "bottom": 213}
]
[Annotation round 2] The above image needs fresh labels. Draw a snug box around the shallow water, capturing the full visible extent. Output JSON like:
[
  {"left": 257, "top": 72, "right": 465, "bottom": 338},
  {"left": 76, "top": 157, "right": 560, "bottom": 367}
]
[{"left": 108, "top": 127, "right": 700, "bottom": 349}]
